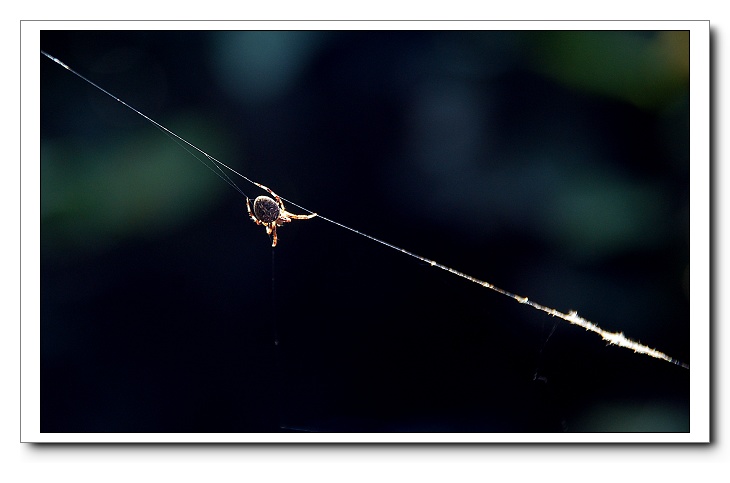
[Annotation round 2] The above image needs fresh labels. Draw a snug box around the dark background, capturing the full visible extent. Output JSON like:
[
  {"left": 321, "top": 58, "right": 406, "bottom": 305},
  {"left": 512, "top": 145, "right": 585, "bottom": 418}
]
[{"left": 40, "top": 30, "right": 690, "bottom": 433}]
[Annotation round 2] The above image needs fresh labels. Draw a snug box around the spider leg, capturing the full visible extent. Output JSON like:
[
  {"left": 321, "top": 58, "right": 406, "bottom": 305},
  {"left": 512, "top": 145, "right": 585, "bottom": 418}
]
[
  {"left": 270, "top": 224, "right": 278, "bottom": 247},
  {"left": 262, "top": 223, "right": 278, "bottom": 246},
  {"left": 254, "top": 181, "right": 316, "bottom": 219},
  {"left": 253, "top": 182, "right": 281, "bottom": 204},
  {"left": 284, "top": 211, "right": 317, "bottom": 220}
]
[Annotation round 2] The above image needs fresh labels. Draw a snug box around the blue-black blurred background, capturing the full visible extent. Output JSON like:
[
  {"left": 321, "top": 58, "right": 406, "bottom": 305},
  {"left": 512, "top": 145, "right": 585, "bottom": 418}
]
[{"left": 40, "top": 30, "right": 689, "bottom": 433}]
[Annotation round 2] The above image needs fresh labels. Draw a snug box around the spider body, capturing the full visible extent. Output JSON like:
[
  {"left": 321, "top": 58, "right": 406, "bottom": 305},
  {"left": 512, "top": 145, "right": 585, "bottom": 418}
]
[
  {"left": 252, "top": 196, "right": 281, "bottom": 224},
  {"left": 246, "top": 182, "right": 316, "bottom": 247}
]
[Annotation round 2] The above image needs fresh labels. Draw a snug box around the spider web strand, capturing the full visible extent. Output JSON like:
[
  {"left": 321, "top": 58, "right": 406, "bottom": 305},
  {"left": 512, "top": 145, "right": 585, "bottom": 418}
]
[
  {"left": 291, "top": 211, "right": 689, "bottom": 370},
  {"left": 41, "top": 50, "right": 252, "bottom": 199}
]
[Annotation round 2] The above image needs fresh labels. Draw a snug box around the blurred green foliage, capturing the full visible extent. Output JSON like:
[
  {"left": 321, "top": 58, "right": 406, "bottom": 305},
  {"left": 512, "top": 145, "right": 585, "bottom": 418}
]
[
  {"left": 533, "top": 31, "right": 689, "bottom": 109},
  {"left": 41, "top": 114, "right": 232, "bottom": 256}
]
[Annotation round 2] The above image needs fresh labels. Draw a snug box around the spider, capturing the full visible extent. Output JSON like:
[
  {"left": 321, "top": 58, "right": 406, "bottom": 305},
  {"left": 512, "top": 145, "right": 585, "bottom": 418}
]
[{"left": 246, "top": 182, "right": 317, "bottom": 247}]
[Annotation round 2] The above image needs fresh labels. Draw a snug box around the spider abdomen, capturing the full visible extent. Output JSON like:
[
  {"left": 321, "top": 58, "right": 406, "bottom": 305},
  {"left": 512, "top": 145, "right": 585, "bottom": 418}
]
[{"left": 253, "top": 196, "right": 281, "bottom": 224}]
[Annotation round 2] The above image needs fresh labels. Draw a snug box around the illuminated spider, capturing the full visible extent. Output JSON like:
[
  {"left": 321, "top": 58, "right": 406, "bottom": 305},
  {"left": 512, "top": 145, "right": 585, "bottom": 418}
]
[{"left": 246, "top": 182, "right": 317, "bottom": 247}]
